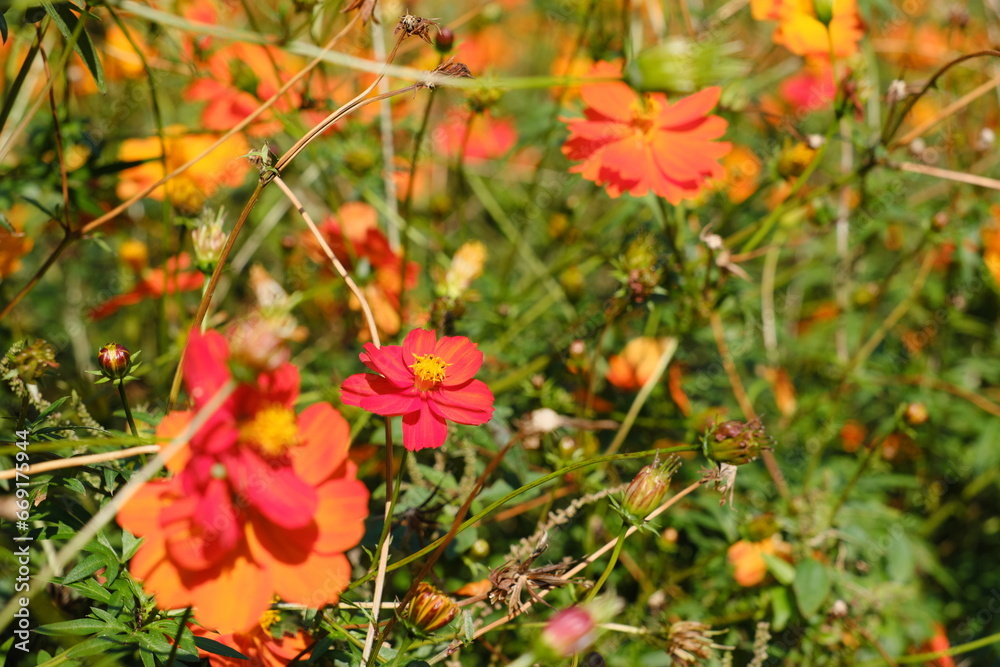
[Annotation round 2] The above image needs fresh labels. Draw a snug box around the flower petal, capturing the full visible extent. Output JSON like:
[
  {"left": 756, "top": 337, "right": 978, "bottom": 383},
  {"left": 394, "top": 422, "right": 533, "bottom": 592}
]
[
  {"left": 401, "top": 402, "right": 449, "bottom": 451},
  {"left": 229, "top": 448, "right": 317, "bottom": 529},
  {"left": 402, "top": 328, "right": 438, "bottom": 363},
  {"left": 183, "top": 329, "right": 232, "bottom": 407},
  {"left": 293, "top": 403, "right": 351, "bottom": 485},
  {"left": 342, "top": 373, "right": 421, "bottom": 415},
  {"left": 359, "top": 342, "right": 412, "bottom": 385},
  {"left": 430, "top": 381, "right": 495, "bottom": 425},
  {"left": 314, "top": 475, "right": 369, "bottom": 554},
  {"left": 435, "top": 336, "right": 484, "bottom": 386},
  {"left": 186, "top": 549, "right": 271, "bottom": 633}
]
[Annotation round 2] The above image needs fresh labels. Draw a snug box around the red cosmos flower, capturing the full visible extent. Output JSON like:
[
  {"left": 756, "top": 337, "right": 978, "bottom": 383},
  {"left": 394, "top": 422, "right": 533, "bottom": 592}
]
[
  {"left": 341, "top": 329, "right": 494, "bottom": 451},
  {"left": 561, "top": 60, "right": 731, "bottom": 204},
  {"left": 91, "top": 254, "right": 205, "bottom": 319},
  {"left": 117, "top": 330, "right": 369, "bottom": 632}
]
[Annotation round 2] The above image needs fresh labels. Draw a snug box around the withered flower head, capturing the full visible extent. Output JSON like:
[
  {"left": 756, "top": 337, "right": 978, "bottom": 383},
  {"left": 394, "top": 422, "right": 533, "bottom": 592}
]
[
  {"left": 489, "top": 539, "right": 581, "bottom": 616},
  {"left": 703, "top": 418, "right": 772, "bottom": 466},
  {"left": 395, "top": 13, "right": 440, "bottom": 44},
  {"left": 341, "top": 0, "right": 379, "bottom": 24},
  {"left": 408, "top": 582, "right": 459, "bottom": 633},
  {"left": 666, "top": 621, "right": 733, "bottom": 666},
  {"left": 419, "top": 58, "right": 474, "bottom": 92}
]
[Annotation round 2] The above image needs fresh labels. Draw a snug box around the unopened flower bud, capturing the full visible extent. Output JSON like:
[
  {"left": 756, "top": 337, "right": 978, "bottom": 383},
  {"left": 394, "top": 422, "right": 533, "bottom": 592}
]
[
  {"left": 408, "top": 582, "right": 459, "bottom": 633},
  {"left": 98, "top": 343, "right": 131, "bottom": 380},
  {"left": 622, "top": 456, "right": 681, "bottom": 518},
  {"left": 192, "top": 208, "right": 227, "bottom": 274},
  {"left": 435, "top": 27, "right": 454, "bottom": 53},
  {"left": 812, "top": 0, "right": 834, "bottom": 25},
  {"left": 541, "top": 606, "right": 596, "bottom": 657},
  {"left": 704, "top": 419, "right": 770, "bottom": 466}
]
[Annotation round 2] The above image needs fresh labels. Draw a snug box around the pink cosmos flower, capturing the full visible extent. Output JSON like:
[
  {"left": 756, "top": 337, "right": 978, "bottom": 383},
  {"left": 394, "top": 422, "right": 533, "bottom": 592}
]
[{"left": 341, "top": 329, "right": 495, "bottom": 451}]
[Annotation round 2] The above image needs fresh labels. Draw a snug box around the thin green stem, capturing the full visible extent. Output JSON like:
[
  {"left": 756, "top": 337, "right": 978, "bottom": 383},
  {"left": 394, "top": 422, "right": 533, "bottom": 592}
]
[
  {"left": 117, "top": 380, "right": 138, "bottom": 437},
  {"left": 857, "top": 629, "right": 1000, "bottom": 666},
  {"left": 584, "top": 526, "right": 628, "bottom": 602},
  {"left": 168, "top": 181, "right": 265, "bottom": 406},
  {"left": 348, "top": 444, "right": 700, "bottom": 590}
]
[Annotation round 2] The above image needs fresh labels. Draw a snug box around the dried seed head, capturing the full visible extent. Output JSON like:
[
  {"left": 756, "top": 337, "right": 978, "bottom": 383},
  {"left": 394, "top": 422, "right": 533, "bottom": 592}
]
[
  {"left": 341, "top": 0, "right": 379, "bottom": 24},
  {"left": 395, "top": 13, "right": 440, "bottom": 44},
  {"left": 666, "top": 621, "right": 733, "bottom": 666}
]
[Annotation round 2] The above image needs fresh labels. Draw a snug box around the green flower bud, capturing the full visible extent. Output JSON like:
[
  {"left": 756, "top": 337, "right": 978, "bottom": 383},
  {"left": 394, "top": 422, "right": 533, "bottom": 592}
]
[{"left": 622, "top": 456, "right": 681, "bottom": 518}]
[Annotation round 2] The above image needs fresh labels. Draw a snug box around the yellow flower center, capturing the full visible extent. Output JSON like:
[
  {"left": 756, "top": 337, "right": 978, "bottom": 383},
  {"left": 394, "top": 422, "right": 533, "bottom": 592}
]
[
  {"left": 630, "top": 97, "right": 661, "bottom": 135},
  {"left": 240, "top": 405, "right": 299, "bottom": 456},
  {"left": 259, "top": 607, "right": 281, "bottom": 633},
  {"left": 410, "top": 354, "right": 450, "bottom": 391}
]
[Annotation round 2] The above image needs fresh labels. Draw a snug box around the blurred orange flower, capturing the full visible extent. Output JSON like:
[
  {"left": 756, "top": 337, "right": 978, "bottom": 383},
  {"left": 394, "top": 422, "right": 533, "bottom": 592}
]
[
  {"left": 440, "top": 111, "right": 518, "bottom": 162},
  {"left": 91, "top": 254, "right": 204, "bottom": 319},
  {"left": 606, "top": 337, "right": 673, "bottom": 391},
  {"left": 194, "top": 617, "right": 311, "bottom": 667},
  {"left": 562, "top": 60, "right": 730, "bottom": 204},
  {"left": 117, "top": 127, "right": 251, "bottom": 212},
  {"left": 716, "top": 145, "right": 762, "bottom": 204},
  {"left": 118, "top": 330, "right": 369, "bottom": 632},
  {"left": 0, "top": 206, "right": 34, "bottom": 279},
  {"left": 983, "top": 212, "right": 1000, "bottom": 290},
  {"left": 754, "top": 0, "right": 863, "bottom": 59},
  {"left": 727, "top": 534, "right": 792, "bottom": 587}
]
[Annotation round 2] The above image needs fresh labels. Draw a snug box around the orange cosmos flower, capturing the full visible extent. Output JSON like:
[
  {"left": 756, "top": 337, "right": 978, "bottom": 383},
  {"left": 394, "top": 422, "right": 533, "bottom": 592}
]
[
  {"left": 727, "top": 535, "right": 792, "bottom": 587},
  {"left": 0, "top": 208, "right": 34, "bottom": 279},
  {"left": 561, "top": 60, "right": 730, "bottom": 204},
  {"left": 755, "top": 0, "right": 863, "bottom": 59},
  {"left": 117, "top": 127, "right": 251, "bottom": 212},
  {"left": 606, "top": 337, "right": 674, "bottom": 391},
  {"left": 118, "top": 330, "right": 369, "bottom": 632},
  {"left": 193, "top": 612, "right": 311, "bottom": 667},
  {"left": 91, "top": 254, "right": 204, "bottom": 319}
]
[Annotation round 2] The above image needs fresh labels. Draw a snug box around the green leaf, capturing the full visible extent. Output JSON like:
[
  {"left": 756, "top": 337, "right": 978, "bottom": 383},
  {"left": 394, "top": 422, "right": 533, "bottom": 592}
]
[
  {"left": 769, "top": 586, "right": 792, "bottom": 631},
  {"left": 89, "top": 607, "right": 128, "bottom": 632},
  {"left": 121, "top": 530, "right": 142, "bottom": 562},
  {"left": 194, "top": 636, "right": 250, "bottom": 660},
  {"left": 42, "top": 1, "right": 106, "bottom": 94},
  {"left": 793, "top": 557, "right": 831, "bottom": 618},
  {"left": 61, "top": 635, "right": 128, "bottom": 659},
  {"left": 36, "top": 395, "right": 70, "bottom": 422},
  {"left": 35, "top": 618, "right": 111, "bottom": 636},
  {"left": 69, "top": 579, "right": 112, "bottom": 604},
  {"left": 62, "top": 553, "right": 106, "bottom": 584},
  {"left": 761, "top": 552, "right": 795, "bottom": 586}
]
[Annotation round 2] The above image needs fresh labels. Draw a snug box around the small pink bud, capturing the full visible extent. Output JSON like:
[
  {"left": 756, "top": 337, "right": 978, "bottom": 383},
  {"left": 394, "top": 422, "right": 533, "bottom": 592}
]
[{"left": 542, "top": 606, "right": 596, "bottom": 657}]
